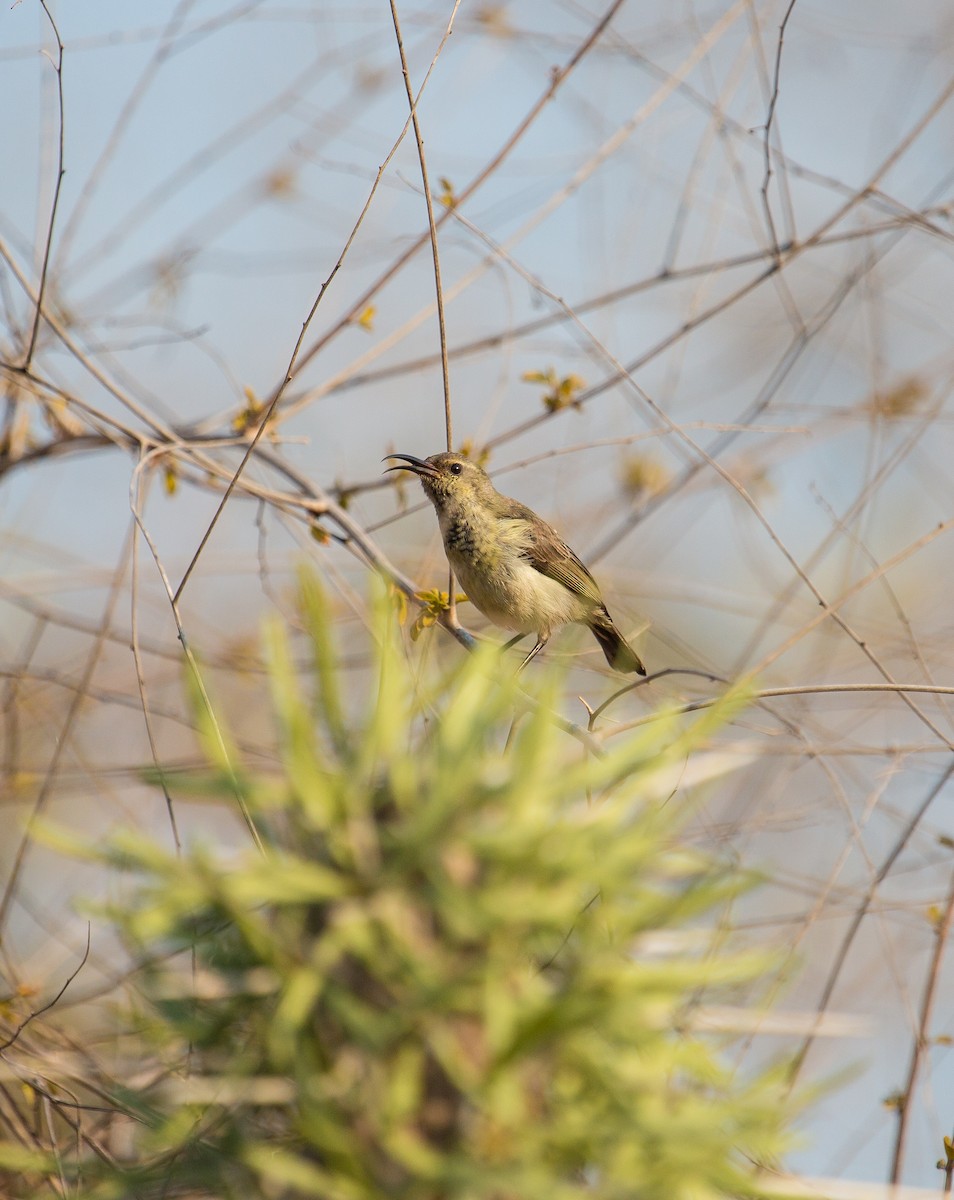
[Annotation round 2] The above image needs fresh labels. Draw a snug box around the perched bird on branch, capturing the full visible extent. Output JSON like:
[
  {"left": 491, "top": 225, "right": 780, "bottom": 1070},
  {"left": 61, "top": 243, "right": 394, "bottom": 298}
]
[{"left": 385, "top": 452, "right": 645, "bottom": 675}]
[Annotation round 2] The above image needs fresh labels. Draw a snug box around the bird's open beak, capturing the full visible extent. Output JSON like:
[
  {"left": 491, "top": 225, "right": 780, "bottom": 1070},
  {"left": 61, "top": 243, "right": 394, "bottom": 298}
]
[{"left": 383, "top": 453, "right": 440, "bottom": 479}]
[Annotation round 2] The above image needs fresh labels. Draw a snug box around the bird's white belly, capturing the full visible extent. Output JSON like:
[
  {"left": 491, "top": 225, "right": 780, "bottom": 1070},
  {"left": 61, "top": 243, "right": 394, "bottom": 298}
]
[{"left": 451, "top": 551, "right": 585, "bottom": 635}]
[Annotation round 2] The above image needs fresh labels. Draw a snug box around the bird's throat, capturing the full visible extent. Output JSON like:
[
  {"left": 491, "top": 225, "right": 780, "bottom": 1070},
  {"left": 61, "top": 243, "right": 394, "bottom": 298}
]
[{"left": 442, "top": 512, "right": 481, "bottom": 561}]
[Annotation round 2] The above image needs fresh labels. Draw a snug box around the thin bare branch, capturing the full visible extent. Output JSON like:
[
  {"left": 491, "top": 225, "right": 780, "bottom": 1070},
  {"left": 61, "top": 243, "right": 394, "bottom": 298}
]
[
  {"left": 759, "top": 0, "right": 798, "bottom": 257},
  {"left": 23, "top": 1, "right": 65, "bottom": 370},
  {"left": 890, "top": 861, "right": 954, "bottom": 1184},
  {"left": 0, "top": 527, "right": 134, "bottom": 932},
  {"left": 0, "top": 926, "right": 91, "bottom": 1053}
]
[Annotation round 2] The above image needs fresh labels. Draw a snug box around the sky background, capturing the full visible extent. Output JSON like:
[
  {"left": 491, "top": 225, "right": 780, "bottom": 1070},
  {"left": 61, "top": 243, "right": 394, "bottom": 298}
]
[{"left": 4, "top": 1, "right": 954, "bottom": 1191}]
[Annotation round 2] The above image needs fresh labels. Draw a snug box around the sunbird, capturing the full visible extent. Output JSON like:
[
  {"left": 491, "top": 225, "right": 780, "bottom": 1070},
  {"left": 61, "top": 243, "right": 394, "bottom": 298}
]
[{"left": 386, "top": 452, "right": 646, "bottom": 674}]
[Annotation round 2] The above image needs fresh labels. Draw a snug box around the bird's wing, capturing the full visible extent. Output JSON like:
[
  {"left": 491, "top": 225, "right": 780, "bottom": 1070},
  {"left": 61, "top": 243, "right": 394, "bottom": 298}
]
[{"left": 510, "top": 504, "right": 603, "bottom": 605}]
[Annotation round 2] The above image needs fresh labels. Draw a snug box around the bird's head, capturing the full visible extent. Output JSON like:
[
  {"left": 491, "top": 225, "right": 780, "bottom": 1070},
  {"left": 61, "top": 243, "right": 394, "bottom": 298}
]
[{"left": 384, "top": 452, "right": 498, "bottom": 512}]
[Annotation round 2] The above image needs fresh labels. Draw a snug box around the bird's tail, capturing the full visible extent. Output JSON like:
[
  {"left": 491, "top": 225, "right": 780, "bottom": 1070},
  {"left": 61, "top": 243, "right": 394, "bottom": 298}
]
[{"left": 588, "top": 610, "right": 646, "bottom": 675}]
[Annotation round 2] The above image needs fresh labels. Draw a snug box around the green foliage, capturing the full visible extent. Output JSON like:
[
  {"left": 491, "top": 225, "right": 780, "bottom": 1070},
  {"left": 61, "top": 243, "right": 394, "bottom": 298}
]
[
  {"left": 71, "top": 573, "right": 794, "bottom": 1198},
  {"left": 521, "top": 367, "right": 587, "bottom": 412}
]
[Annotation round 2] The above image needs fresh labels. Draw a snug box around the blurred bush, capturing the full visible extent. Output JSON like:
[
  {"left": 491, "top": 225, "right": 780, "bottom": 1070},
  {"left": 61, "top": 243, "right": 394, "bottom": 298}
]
[{"left": 7, "top": 573, "right": 798, "bottom": 1199}]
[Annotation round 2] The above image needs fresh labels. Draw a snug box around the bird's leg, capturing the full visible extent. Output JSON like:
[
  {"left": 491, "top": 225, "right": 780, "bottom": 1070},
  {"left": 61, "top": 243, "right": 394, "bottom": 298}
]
[
  {"left": 518, "top": 631, "right": 549, "bottom": 672},
  {"left": 501, "top": 633, "right": 527, "bottom": 654}
]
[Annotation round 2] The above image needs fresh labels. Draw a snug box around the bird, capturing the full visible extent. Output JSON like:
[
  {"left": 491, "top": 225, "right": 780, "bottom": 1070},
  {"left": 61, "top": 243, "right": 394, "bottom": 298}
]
[{"left": 385, "top": 452, "right": 646, "bottom": 675}]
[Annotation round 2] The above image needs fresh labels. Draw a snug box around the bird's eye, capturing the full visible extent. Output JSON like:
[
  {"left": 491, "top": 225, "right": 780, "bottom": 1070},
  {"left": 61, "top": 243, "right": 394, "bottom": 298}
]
[{"left": 449, "top": 462, "right": 463, "bottom": 475}]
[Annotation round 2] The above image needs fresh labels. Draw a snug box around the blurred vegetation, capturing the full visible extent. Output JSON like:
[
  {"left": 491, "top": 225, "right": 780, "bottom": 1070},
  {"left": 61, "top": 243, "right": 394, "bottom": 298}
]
[
  {"left": 0, "top": 573, "right": 802, "bottom": 1199},
  {"left": 6, "top": 2, "right": 954, "bottom": 1190}
]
